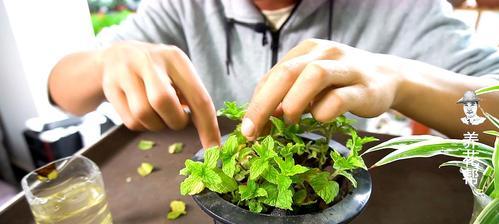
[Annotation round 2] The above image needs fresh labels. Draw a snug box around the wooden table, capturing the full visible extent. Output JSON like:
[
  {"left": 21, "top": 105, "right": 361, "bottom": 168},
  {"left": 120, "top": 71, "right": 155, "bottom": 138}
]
[{"left": 0, "top": 118, "right": 473, "bottom": 224}]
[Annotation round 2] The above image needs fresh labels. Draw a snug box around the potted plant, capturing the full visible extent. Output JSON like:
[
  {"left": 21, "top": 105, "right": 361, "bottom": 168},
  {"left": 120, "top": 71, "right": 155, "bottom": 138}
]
[
  {"left": 178, "top": 102, "right": 377, "bottom": 223},
  {"left": 363, "top": 85, "right": 499, "bottom": 224}
]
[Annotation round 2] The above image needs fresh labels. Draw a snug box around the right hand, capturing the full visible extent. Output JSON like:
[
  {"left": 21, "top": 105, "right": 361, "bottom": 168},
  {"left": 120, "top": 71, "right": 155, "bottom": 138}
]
[{"left": 98, "top": 41, "right": 220, "bottom": 148}]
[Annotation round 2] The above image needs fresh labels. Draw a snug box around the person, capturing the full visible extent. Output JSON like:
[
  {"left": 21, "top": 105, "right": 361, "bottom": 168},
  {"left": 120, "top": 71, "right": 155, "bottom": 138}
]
[
  {"left": 457, "top": 91, "right": 486, "bottom": 126},
  {"left": 48, "top": 0, "right": 499, "bottom": 148}
]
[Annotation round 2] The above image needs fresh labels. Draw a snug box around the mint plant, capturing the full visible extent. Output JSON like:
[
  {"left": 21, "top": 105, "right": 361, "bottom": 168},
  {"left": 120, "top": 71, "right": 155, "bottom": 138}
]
[{"left": 179, "top": 101, "right": 377, "bottom": 214}]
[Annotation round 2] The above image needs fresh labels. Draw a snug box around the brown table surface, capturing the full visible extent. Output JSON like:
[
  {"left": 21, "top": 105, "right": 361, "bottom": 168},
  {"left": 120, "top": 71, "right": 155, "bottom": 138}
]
[{"left": 0, "top": 118, "right": 472, "bottom": 224}]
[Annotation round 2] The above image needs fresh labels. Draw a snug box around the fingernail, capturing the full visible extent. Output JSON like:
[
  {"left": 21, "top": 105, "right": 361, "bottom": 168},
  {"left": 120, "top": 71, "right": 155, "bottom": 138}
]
[{"left": 241, "top": 118, "right": 255, "bottom": 139}]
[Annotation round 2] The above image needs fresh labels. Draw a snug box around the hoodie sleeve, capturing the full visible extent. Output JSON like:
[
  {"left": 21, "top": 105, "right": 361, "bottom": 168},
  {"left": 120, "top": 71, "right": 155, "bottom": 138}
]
[
  {"left": 395, "top": 0, "right": 499, "bottom": 78},
  {"left": 95, "top": 0, "right": 188, "bottom": 51}
]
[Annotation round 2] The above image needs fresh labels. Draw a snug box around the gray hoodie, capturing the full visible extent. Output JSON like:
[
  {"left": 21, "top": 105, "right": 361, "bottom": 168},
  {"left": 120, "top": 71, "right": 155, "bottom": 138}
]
[{"left": 96, "top": 0, "right": 499, "bottom": 110}]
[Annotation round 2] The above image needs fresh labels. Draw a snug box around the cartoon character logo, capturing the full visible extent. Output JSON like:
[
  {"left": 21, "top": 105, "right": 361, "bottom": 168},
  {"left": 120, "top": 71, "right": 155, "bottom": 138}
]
[{"left": 457, "top": 91, "right": 485, "bottom": 126}]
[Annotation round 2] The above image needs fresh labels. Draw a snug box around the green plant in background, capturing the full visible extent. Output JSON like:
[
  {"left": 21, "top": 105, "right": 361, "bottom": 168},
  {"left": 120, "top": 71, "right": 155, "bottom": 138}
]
[
  {"left": 178, "top": 102, "right": 377, "bottom": 213},
  {"left": 91, "top": 10, "right": 132, "bottom": 34},
  {"left": 364, "top": 85, "right": 499, "bottom": 223}
]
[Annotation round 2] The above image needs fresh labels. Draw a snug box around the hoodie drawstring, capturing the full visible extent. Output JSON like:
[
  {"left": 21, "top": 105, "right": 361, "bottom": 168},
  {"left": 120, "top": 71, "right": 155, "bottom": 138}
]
[{"left": 224, "top": 0, "right": 334, "bottom": 76}]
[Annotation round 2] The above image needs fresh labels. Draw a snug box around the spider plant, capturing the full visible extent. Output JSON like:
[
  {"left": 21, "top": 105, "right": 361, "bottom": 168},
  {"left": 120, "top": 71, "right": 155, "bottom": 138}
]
[{"left": 363, "top": 85, "right": 499, "bottom": 224}]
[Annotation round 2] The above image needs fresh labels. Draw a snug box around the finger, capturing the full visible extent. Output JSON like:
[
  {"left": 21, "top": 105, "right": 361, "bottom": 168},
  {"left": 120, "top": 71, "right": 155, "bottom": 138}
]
[
  {"left": 243, "top": 52, "right": 333, "bottom": 140},
  {"left": 310, "top": 85, "right": 367, "bottom": 123},
  {"left": 282, "top": 60, "right": 358, "bottom": 124},
  {"left": 141, "top": 63, "right": 189, "bottom": 130},
  {"left": 103, "top": 84, "right": 145, "bottom": 131},
  {"left": 119, "top": 69, "right": 166, "bottom": 131},
  {"left": 160, "top": 47, "right": 221, "bottom": 148},
  {"left": 254, "top": 39, "right": 343, "bottom": 95}
]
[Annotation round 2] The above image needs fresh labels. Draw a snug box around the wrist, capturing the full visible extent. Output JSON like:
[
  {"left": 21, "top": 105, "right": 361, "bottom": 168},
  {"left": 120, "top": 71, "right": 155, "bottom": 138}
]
[{"left": 375, "top": 54, "right": 412, "bottom": 111}]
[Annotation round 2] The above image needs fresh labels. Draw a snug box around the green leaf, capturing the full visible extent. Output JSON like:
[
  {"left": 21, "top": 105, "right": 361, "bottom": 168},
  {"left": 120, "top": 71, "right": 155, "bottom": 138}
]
[
  {"left": 204, "top": 147, "right": 220, "bottom": 169},
  {"left": 493, "top": 137, "right": 499, "bottom": 199},
  {"left": 217, "top": 101, "right": 246, "bottom": 120},
  {"left": 439, "top": 160, "right": 486, "bottom": 174},
  {"left": 362, "top": 135, "right": 439, "bottom": 155},
  {"left": 270, "top": 116, "right": 286, "bottom": 135},
  {"left": 253, "top": 136, "right": 277, "bottom": 159},
  {"left": 239, "top": 180, "right": 258, "bottom": 200},
  {"left": 249, "top": 158, "right": 269, "bottom": 180},
  {"left": 239, "top": 180, "right": 267, "bottom": 201},
  {"left": 222, "top": 135, "right": 239, "bottom": 155},
  {"left": 336, "top": 170, "right": 357, "bottom": 188},
  {"left": 167, "top": 200, "right": 187, "bottom": 220},
  {"left": 293, "top": 189, "right": 307, "bottom": 204},
  {"left": 484, "top": 130, "right": 499, "bottom": 137},
  {"left": 205, "top": 169, "right": 237, "bottom": 193},
  {"left": 137, "top": 162, "right": 154, "bottom": 176},
  {"left": 484, "top": 112, "right": 499, "bottom": 130},
  {"left": 180, "top": 175, "right": 205, "bottom": 195},
  {"left": 275, "top": 188, "right": 293, "bottom": 210},
  {"left": 184, "top": 160, "right": 204, "bottom": 176},
  {"left": 248, "top": 200, "right": 263, "bottom": 213},
  {"left": 222, "top": 155, "right": 237, "bottom": 177},
  {"left": 475, "top": 85, "right": 499, "bottom": 95},
  {"left": 372, "top": 139, "right": 494, "bottom": 168},
  {"left": 201, "top": 168, "right": 222, "bottom": 185},
  {"left": 274, "top": 156, "right": 309, "bottom": 176},
  {"left": 261, "top": 183, "right": 278, "bottom": 206},
  {"left": 473, "top": 198, "right": 499, "bottom": 224},
  {"left": 262, "top": 165, "right": 280, "bottom": 184},
  {"left": 168, "top": 142, "right": 184, "bottom": 154},
  {"left": 138, "top": 140, "right": 155, "bottom": 151},
  {"left": 308, "top": 172, "right": 339, "bottom": 204}
]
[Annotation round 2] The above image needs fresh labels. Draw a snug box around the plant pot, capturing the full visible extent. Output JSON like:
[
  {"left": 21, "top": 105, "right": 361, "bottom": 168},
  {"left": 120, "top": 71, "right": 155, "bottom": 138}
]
[
  {"left": 463, "top": 169, "right": 493, "bottom": 224},
  {"left": 190, "top": 133, "right": 372, "bottom": 224}
]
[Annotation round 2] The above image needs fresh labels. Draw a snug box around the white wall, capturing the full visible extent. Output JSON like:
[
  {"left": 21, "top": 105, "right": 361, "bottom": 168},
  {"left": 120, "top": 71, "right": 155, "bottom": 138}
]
[{"left": 0, "top": 0, "right": 95, "bottom": 170}]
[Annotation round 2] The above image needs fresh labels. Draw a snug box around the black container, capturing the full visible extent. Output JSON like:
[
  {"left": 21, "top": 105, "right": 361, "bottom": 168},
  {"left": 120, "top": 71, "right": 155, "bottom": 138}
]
[{"left": 191, "top": 133, "right": 372, "bottom": 224}]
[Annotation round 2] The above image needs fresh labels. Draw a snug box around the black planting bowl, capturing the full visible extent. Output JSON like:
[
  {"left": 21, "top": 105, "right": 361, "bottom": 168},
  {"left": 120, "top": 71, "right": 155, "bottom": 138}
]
[{"left": 191, "top": 133, "right": 372, "bottom": 224}]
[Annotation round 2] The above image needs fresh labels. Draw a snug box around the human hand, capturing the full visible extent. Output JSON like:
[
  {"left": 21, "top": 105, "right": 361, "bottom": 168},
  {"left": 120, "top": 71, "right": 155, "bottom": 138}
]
[
  {"left": 242, "top": 39, "right": 405, "bottom": 140},
  {"left": 98, "top": 41, "right": 220, "bottom": 148}
]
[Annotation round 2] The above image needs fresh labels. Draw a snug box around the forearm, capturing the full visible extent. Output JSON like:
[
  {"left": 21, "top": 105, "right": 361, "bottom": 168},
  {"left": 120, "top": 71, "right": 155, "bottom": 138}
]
[
  {"left": 392, "top": 56, "right": 499, "bottom": 144},
  {"left": 48, "top": 51, "right": 104, "bottom": 115}
]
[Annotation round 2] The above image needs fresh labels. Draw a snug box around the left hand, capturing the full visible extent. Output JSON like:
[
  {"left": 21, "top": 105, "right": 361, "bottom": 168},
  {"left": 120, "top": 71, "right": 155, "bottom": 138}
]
[{"left": 241, "top": 39, "right": 406, "bottom": 140}]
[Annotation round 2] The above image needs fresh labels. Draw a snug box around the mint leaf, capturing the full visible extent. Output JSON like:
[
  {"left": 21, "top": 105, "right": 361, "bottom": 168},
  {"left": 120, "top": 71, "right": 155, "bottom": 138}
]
[
  {"left": 205, "top": 169, "right": 237, "bottom": 193},
  {"left": 347, "top": 155, "right": 367, "bottom": 170},
  {"left": 167, "top": 200, "right": 187, "bottom": 220},
  {"left": 276, "top": 188, "right": 293, "bottom": 210},
  {"left": 309, "top": 172, "right": 339, "bottom": 204},
  {"left": 221, "top": 135, "right": 239, "bottom": 177},
  {"left": 217, "top": 101, "right": 246, "bottom": 120},
  {"left": 239, "top": 180, "right": 258, "bottom": 200},
  {"left": 239, "top": 180, "right": 268, "bottom": 201},
  {"left": 253, "top": 136, "right": 277, "bottom": 159},
  {"left": 204, "top": 147, "right": 220, "bottom": 169},
  {"left": 222, "top": 155, "right": 237, "bottom": 177},
  {"left": 180, "top": 175, "right": 205, "bottom": 195},
  {"left": 201, "top": 167, "right": 222, "bottom": 185},
  {"left": 293, "top": 189, "right": 307, "bottom": 204},
  {"left": 275, "top": 156, "right": 309, "bottom": 176},
  {"left": 336, "top": 170, "right": 357, "bottom": 188},
  {"left": 222, "top": 135, "right": 238, "bottom": 155},
  {"left": 262, "top": 165, "right": 280, "bottom": 184},
  {"left": 138, "top": 140, "right": 155, "bottom": 151},
  {"left": 331, "top": 150, "right": 356, "bottom": 170},
  {"left": 184, "top": 160, "right": 204, "bottom": 175},
  {"left": 248, "top": 200, "right": 263, "bottom": 213},
  {"left": 261, "top": 183, "right": 278, "bottom": 206},
  {"left": 249, "top": 158, "right": 269, "bottom": 180}
]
